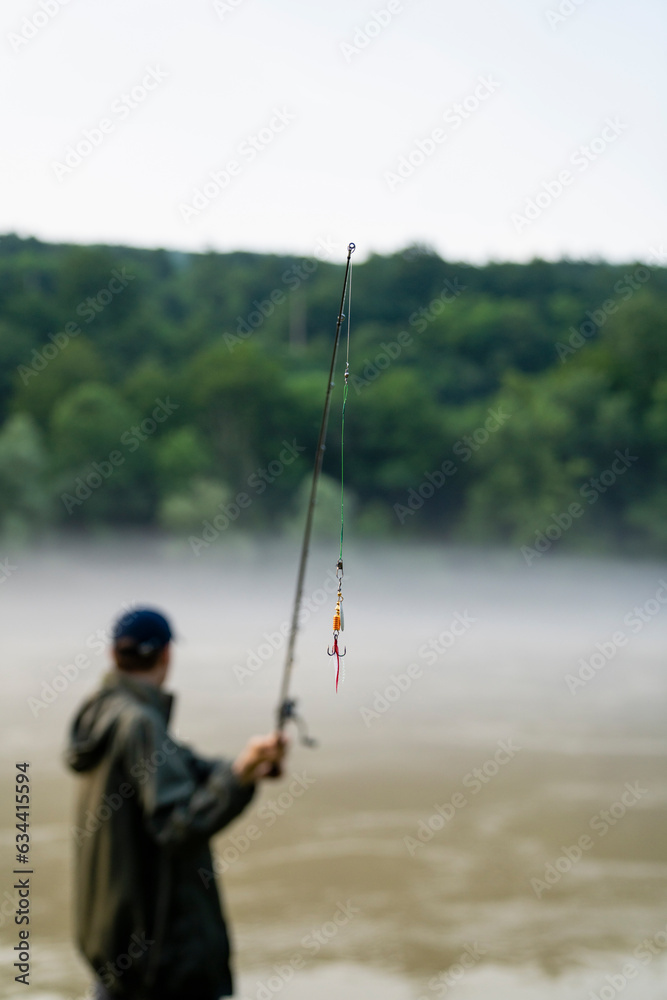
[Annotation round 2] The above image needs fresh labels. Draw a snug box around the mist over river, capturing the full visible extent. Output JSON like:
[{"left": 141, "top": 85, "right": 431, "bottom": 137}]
[{"left": 1, "top": 539, "right": 667, "bottom": 999}]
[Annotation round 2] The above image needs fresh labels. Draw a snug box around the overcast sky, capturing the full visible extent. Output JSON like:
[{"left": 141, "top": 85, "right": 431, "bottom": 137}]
[{"left": 2, "top": 0, "right": 665, "bottom": 263}]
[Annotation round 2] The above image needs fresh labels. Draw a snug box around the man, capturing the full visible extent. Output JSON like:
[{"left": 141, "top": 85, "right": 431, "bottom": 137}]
[{"left": 66, "top": 606, "right": 286, "bottom": 1000}]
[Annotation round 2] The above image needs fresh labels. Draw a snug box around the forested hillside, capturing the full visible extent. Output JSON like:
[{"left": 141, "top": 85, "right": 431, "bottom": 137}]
[{"left": 1, "top": 233, "right": 666, "bottom": 555}]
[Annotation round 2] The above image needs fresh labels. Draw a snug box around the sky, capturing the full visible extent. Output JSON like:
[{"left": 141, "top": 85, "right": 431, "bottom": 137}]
[{"left": 2, "top": 0, "right": 666, "bottom": 264}]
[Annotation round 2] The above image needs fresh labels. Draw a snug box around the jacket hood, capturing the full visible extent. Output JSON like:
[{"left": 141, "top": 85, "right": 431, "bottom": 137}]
[
  {"left": 66, "top": 686, "right": 123, "bottom": 773},
  {"left": 66, "top": 672, "right": 174, "bottom": 773}
]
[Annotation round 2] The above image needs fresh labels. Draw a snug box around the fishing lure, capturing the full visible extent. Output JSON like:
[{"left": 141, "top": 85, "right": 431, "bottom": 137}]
[{"left": 328, "top": 560, "right": 346, "bottom": 692}]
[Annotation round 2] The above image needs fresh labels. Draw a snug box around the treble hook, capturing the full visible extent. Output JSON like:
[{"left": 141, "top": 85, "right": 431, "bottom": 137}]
[{"left": 327, "top": 638, "right": 347, "bottom": 657}]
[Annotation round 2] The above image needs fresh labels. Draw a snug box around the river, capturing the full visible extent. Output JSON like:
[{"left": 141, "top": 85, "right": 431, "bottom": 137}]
[{"left": 1, "top": 539, "right": 666, "bottom": 999}]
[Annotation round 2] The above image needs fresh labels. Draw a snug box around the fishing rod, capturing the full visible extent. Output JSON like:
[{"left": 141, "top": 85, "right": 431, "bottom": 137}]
[{"left": 272, "top": 241, "right": 356, "bottom": 752}]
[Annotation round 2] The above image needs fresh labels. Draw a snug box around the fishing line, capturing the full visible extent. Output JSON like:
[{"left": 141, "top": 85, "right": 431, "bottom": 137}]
[
  {"left": 273, "top": 242, "right": 356, "bottom": 748},
  {"left": 329, "top": 260, "right": 353, "bottom": 691}
]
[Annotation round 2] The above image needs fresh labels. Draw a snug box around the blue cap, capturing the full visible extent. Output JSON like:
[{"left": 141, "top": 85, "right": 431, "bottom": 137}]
[{"left": 112, "top": 607, "right": 173, "bottom": 656}]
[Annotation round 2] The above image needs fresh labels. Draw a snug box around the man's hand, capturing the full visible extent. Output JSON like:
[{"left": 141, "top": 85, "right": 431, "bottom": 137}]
[{"left": 232, "top": 733, "right": 288, "bottom": 785}]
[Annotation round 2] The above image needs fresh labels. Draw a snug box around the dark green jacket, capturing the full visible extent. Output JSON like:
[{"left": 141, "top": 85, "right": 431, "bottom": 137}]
[{"left": 66, "top": 672, "right": 255, "bottom": 999}]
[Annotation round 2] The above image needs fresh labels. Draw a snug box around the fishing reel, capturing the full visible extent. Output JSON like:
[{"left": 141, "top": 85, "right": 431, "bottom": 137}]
[
  {"left": 266, "top": 698, "right": 316, "bottom": 780},
  {"left": 277, "top": 697, "right": 317, "bottom": 748}
]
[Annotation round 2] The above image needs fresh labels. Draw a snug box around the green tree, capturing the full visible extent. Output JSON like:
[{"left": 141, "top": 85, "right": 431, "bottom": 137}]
[
  {"left": 185, "top": 341, "right": 298, "bottom": 489},
  {"left": 0, "top": 413, "right": 53, "bottom": 540},
  {"left": 457, "top": 372, "right": 591, "bottom": 546},
  {"left": 153, "top": 426, "right": 214, "bottom": 497},
  {"left": 50, "top": 383, "right": 155, "bottom": 525},
  {"left": 12, "top": 337, "right": 105, "bottom": 428}
]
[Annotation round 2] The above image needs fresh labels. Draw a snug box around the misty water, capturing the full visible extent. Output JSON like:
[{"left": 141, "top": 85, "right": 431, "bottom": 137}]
[{"left": 1, "top": 539, "right": 667, "bottom": 999}]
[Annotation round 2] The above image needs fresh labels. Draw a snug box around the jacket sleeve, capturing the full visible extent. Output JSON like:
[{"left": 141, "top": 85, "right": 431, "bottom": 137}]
[{"left": 119, "top": 711, "right": 255, "bottom": 849}]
